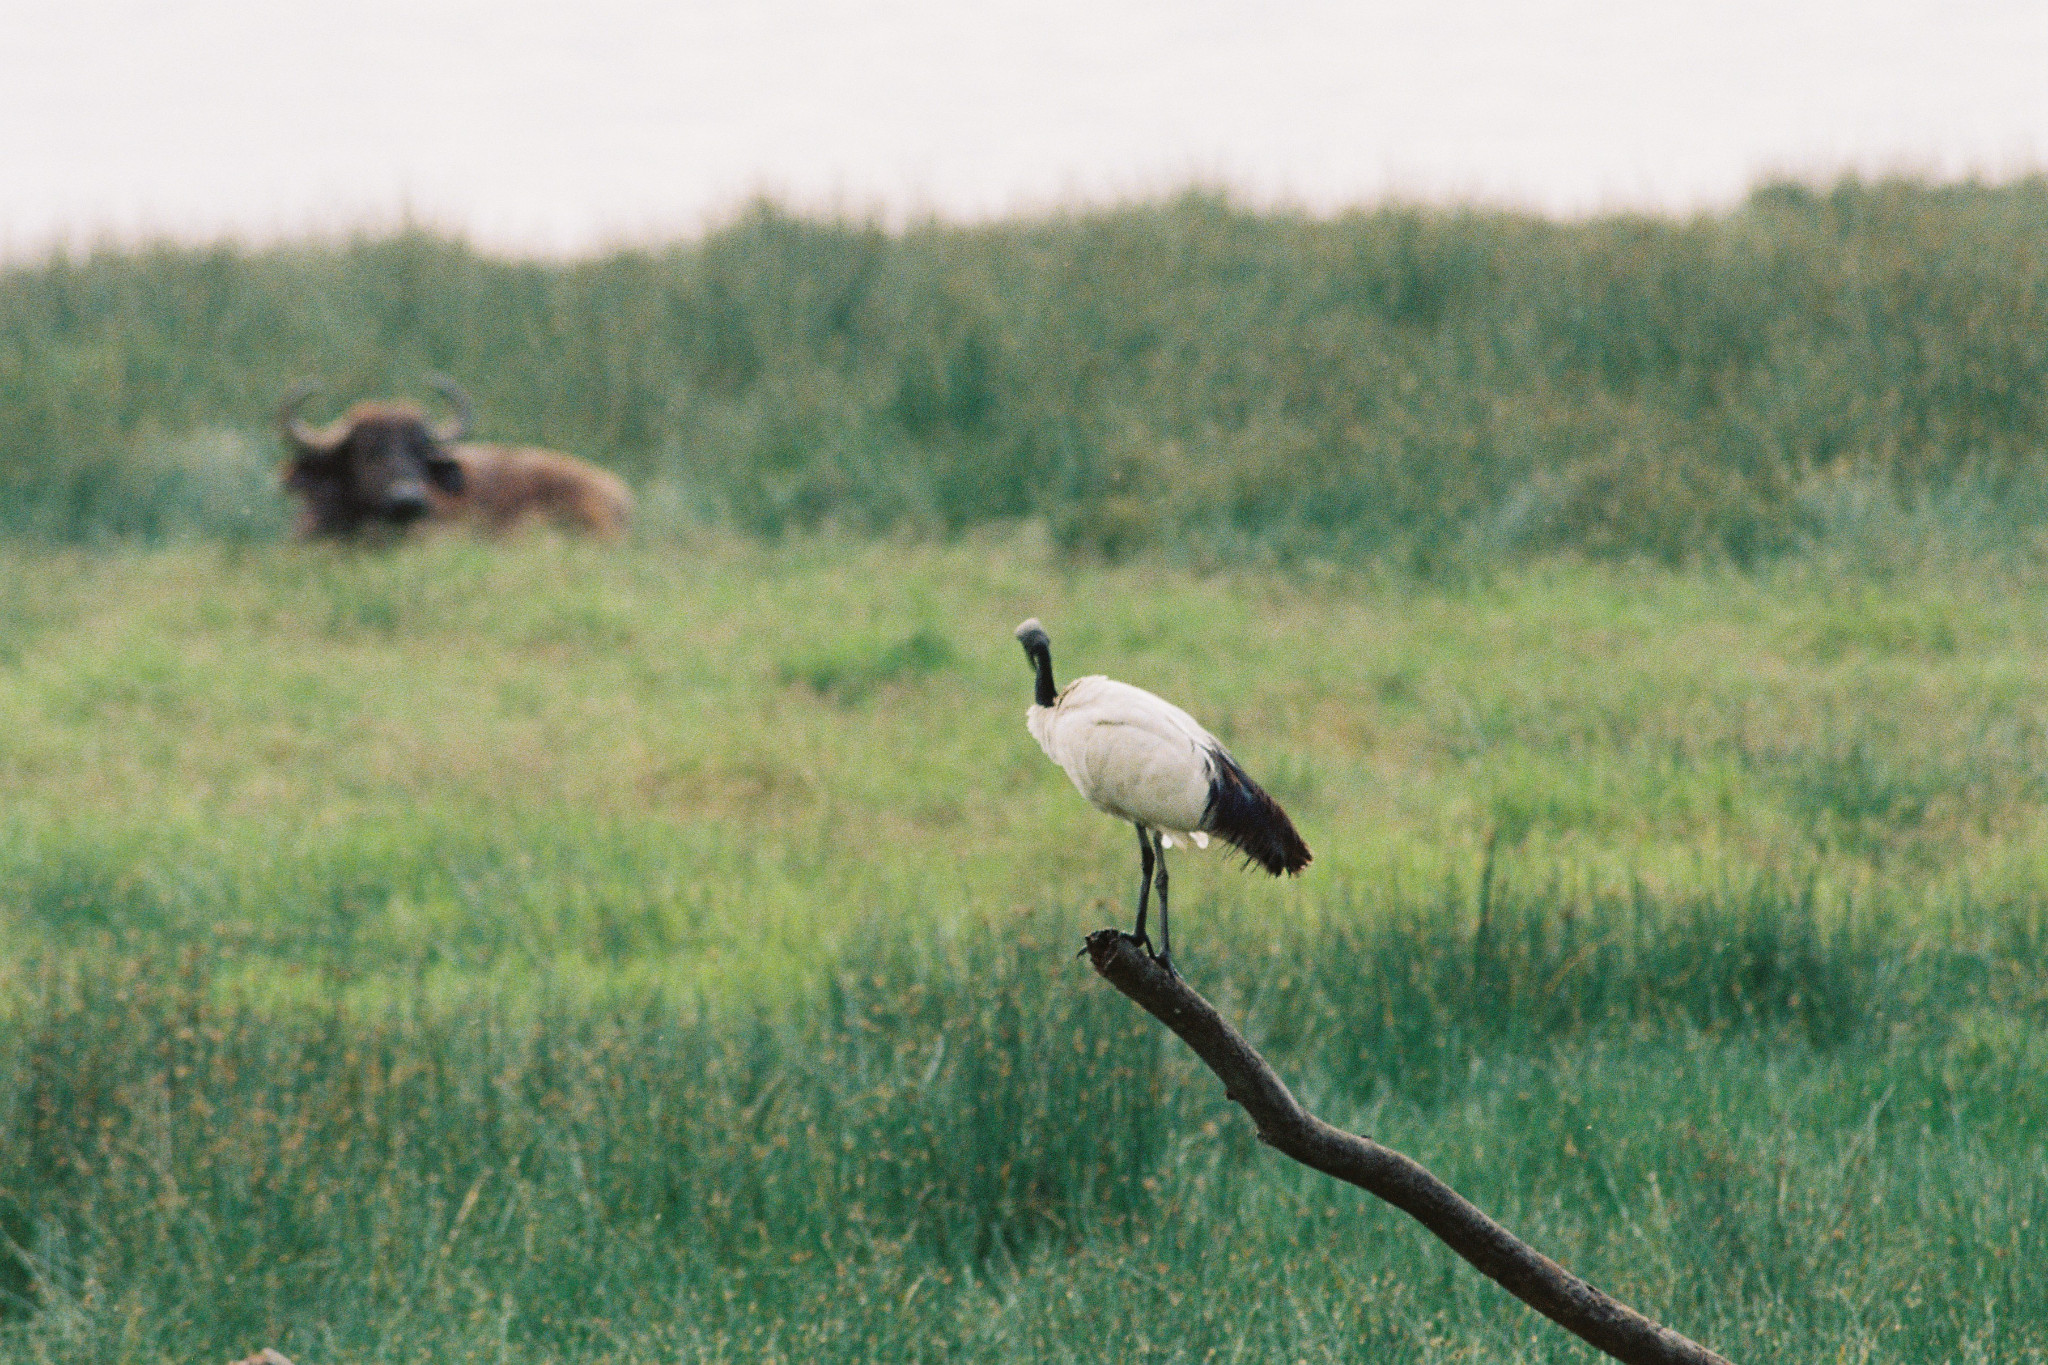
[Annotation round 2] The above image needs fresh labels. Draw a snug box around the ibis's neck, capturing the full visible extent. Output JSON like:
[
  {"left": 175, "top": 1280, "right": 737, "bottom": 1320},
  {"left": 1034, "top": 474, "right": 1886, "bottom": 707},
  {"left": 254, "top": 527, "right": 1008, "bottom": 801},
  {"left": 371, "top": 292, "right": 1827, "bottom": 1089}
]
[{"left": 1028, "top": 644, "right": 1058, "bottom": 708}]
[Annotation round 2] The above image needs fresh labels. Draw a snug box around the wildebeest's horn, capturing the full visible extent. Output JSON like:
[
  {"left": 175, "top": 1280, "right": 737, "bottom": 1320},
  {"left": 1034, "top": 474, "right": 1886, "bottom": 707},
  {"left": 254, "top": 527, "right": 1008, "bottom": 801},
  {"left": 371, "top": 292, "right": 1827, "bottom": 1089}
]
[
  {"left": 277, "top": 378, "right": 331, "bottom": 449},
  {"left": 427, "top": 374, "right": 474, "bottom": 443}
]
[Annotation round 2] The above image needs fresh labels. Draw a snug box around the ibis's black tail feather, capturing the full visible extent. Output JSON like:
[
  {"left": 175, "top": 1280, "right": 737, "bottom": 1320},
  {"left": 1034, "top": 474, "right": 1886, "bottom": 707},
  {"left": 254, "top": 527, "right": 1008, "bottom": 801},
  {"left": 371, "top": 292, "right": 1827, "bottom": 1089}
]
[{"left": 1201, "top": 748, "right": 1312, "bottom": 876}]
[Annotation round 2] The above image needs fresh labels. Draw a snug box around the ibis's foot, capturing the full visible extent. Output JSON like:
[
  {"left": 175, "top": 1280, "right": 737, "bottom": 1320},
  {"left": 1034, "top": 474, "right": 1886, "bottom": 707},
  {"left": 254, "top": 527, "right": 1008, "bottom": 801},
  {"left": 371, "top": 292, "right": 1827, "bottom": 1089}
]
[
  {"left": 1121, "top": 929, "right": 1156, "bottom": 956},
  {"left": 1151, "top": 949, "right": 1181, "bottom": 978}
]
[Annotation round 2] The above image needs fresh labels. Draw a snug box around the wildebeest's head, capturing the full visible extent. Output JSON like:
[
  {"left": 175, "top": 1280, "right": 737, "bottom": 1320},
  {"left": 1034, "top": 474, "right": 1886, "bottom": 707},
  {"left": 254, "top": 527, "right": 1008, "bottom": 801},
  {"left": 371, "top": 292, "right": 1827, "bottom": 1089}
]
[{"left": 278, "top": 377, "right": 473, "bottom": 538}]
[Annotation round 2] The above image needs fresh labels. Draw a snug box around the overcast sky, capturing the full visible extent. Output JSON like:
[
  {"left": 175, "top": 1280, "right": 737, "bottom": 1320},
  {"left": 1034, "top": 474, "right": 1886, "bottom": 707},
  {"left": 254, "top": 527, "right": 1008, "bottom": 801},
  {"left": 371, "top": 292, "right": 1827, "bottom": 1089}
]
[{"left": 4, "top": 0, "right": 2045, "bottom": 257}]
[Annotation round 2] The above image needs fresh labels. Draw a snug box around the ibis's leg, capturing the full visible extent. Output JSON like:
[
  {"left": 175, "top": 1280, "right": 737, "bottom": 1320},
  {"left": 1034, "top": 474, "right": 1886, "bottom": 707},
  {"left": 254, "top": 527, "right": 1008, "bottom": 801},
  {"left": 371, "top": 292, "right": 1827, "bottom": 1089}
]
[
  {"left": 1152, "top": 829, "right": 1177, "bottom": 974},
  {"left": 1129, "top": 823, "right": 1156, "bottom": 952}
]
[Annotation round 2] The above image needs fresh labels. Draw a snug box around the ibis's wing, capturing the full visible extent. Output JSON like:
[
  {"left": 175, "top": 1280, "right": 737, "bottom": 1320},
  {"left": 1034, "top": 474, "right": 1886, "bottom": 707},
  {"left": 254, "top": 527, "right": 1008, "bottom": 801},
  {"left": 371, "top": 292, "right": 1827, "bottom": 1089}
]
[
  {"left": 1051, "top": 677, "right": 1217, "bottom": 836},
  {"left": 1051, "top": 677, "right": 1310, "bottom": 874}
]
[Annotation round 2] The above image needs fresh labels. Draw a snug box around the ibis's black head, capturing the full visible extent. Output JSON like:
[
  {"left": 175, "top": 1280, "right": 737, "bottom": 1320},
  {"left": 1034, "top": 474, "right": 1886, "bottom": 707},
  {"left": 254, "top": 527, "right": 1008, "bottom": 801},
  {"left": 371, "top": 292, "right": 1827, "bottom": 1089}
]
[{"left": 1014, "top": 617, "right": 1058, "bottom": 707}]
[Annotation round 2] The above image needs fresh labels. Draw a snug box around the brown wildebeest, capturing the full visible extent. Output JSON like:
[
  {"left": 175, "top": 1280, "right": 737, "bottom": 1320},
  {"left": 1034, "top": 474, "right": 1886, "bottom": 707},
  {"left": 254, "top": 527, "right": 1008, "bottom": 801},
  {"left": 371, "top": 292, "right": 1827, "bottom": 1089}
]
[{"left": 277, "top": 377, "right": 632, "bottom": 540}]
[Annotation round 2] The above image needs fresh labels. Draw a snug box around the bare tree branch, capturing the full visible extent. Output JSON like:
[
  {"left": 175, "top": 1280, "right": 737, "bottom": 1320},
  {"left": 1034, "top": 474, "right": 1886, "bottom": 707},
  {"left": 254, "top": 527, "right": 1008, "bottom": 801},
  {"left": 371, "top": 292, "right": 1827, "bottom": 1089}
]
[{"left": 1081, "top": 929, "right": 1735, "bottom": 1365}]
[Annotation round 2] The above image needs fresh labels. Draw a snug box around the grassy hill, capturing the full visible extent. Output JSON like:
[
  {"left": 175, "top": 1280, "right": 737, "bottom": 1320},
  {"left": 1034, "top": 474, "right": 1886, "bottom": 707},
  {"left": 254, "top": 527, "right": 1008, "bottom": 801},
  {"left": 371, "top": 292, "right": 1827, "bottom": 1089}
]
[{"left": 7, "top": 178, "right": 2048, "bottom": 565}]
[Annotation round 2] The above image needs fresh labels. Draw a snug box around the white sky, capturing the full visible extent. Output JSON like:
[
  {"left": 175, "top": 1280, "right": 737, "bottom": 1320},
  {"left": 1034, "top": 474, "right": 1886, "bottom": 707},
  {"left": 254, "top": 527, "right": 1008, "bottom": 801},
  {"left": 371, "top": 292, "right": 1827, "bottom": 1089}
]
[{"left": 3, "top": 0, "right": 2045, "bottom": 258}]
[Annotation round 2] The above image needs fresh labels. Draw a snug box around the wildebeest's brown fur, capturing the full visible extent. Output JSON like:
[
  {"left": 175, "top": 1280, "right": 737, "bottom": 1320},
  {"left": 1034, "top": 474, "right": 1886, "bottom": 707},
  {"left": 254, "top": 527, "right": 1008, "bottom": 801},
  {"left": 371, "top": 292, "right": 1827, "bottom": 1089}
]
[{"left": 280, "top": 385, "right": 632, "bottom": 541}]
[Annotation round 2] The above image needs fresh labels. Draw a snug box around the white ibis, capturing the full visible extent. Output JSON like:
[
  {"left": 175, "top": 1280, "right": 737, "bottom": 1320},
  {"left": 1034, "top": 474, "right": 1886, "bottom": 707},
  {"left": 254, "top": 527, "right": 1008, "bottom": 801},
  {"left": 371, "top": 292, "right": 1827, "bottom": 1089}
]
[{"left": 1014, "top": 617, "right": 1310, "bottom": 968}]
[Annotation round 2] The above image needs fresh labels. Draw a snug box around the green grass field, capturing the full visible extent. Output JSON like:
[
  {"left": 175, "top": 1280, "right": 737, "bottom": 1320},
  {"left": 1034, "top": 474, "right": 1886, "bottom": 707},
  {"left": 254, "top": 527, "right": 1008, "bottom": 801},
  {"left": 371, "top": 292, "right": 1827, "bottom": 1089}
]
[
  {"left": 6, "top": 180, "right": 2048, "bottom": 1360},
  {"left": 2, "top": 533, "right": 2046, "bottom": 1362}
]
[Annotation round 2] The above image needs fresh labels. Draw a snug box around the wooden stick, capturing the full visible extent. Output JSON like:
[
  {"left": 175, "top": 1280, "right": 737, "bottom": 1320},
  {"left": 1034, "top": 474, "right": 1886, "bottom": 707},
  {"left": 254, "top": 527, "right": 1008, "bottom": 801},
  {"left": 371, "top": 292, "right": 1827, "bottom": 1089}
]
[{"left": 1081, "top": 930, "right": 1735, "bottom": 1365}]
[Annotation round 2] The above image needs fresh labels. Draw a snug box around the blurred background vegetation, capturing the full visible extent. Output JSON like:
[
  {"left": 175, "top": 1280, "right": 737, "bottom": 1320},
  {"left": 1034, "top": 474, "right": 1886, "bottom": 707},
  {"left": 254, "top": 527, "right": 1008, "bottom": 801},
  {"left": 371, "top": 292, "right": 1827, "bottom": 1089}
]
[{"left": 7, "top": 176, "right": 2048, "bottom": 567}]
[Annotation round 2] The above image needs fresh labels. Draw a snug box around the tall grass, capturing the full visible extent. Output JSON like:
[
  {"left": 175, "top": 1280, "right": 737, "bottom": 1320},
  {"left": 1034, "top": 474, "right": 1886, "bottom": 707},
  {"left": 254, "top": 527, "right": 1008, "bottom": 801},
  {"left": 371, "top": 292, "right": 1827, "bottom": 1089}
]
[
  {"left": 4, "top": 882, "right": 2044, "bottom": 1363},
  {"left": 7, "top": 178, "right": 2048, "bottom": 562}
]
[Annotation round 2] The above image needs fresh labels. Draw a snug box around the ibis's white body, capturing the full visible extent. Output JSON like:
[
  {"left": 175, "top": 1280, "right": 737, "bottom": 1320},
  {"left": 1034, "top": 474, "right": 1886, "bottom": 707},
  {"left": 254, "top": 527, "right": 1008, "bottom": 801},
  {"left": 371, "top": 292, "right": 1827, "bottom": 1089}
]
[{"left": 1025, "top": 675, "right": 1217, "bottom": 850}]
